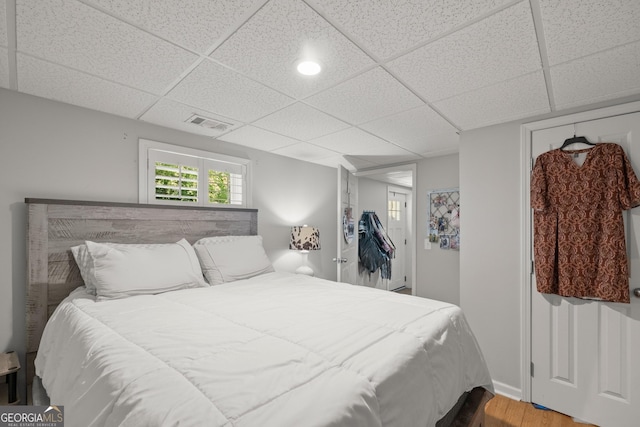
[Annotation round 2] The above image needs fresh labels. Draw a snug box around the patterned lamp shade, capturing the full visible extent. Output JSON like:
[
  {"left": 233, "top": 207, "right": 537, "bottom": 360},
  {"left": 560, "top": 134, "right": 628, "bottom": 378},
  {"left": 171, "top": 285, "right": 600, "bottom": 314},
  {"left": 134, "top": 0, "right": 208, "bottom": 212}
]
[{"left": 289, "top": 226, "right": 321, "bottom": 251}]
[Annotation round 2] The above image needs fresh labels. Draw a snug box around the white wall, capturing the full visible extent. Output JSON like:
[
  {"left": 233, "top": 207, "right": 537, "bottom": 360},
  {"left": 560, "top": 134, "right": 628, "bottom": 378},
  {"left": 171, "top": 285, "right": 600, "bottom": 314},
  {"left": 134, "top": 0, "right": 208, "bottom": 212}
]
[
  {"left": 0, "top": 88, "right": 338, "bottom": 399},
  {"left": 358, "top": 177, "right": 388, "bottom": 221},
  {"left": 459, "top": 122, "right": 522, "bottom": 396},
  {"left": 415, "top": 154, "right": 460, "bottom": 305}
]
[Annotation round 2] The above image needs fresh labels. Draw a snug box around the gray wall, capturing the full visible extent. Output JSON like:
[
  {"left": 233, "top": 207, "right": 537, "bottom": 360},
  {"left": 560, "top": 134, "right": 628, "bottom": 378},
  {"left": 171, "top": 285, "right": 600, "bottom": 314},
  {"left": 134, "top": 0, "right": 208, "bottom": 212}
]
[
  {"left": 416, "top": 154, "right": 460, "bottom": 305},
  {"left": 358, "top": 177, "right": 388, "bottom": 221},
  {"left": 459, "top": 122, "right": 522, "bottom": 395},
  {"left": 0, "top": 88, "right": 338, "bottom": 398}
]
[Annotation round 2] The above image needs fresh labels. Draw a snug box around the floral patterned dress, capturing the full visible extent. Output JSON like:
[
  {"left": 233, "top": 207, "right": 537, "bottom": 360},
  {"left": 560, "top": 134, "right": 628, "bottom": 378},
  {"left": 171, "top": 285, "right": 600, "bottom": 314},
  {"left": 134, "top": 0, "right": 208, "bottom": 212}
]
[{"left": 531, "top": 143, "right": 640, "bottom": 303}]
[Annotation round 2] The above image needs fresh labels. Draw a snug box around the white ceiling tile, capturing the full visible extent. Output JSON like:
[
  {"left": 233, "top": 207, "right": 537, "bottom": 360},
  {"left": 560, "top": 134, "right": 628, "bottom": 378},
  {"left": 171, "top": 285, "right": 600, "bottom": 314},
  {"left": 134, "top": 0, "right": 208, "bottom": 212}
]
[
  {"left": 539, "top": 0, "right": 640, "bottom": 66},
  {"left": 253, "top": 102, "right": 350, "bottom": 140},
  {"left": 309, "top": 127, "right": 417, "bottom": 157},
  {"left": 350, "top": 153, "right": 422, "bottom": 166},
  {"left": 342, "top": 155, "right": 380, "bottom": 170},
  {"left": 210, "top": 0, "right": 374, "bottom": 99},
  {"left": 415, "top": 143, "right": 459, "bottom": 159},
  {"left": 360, "top": 105, "right": 459, "bottom": 154},
  {"left": 551, "top": 42, "right": 640, "bottom": 110},
  {"left": 309, "top": 0, "right": 512, "bottom": 60},
  {"left": 17, "top": 54, "right": 158, "bottom": 118},
  {"left": 0, "top": 0, "right": 7, "bottom": 47},
  {"left": 310, "top": 154, "right": 364, "bottom": 171},
  {"left": 82, "top": 0, "right": 264, "bottom": 53},
  {"left": 387, "top": 1, "right": 541, "bottom": 102},
  {"left": 168, "top": 60, "right": 293, "bottom": 122},
  {"left": 434, "top": 71, "right": 550, "bottom": 130},
  {"left": 364, "top": 170, "right": 414, "bottom": 188},
  {"left": 0, "top": 48, "right": 8, "bottom": 89},
  {"left": 7, "top": 0, "right": 640, "bottom": 169},
  {"left": 218, "top": 126, "right": 301, "bottom": 152},
  {"left": 141, "top": 99, "right": 241, "bottom": 137},
  {"left": 305, "top": 67, "right": 424, "bottom": 124},
  {"left": 272, "top": 141, "right": 338, "bottom": 161},
  {"left": 16, "top": 0, "right": 197, "bottom": 94}
]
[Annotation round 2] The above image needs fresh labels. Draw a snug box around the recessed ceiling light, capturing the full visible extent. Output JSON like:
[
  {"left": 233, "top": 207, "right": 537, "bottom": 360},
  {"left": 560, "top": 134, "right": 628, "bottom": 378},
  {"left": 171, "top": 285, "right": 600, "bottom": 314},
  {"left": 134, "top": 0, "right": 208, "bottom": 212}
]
[{"left": 297, "top": 60, "right": 322, "bottom": 76}]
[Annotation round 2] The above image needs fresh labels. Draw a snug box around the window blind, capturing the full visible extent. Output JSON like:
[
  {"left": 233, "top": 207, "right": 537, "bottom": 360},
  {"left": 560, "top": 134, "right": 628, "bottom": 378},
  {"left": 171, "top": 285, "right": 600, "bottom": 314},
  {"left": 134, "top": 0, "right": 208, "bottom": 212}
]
[{"left": 146, "top": 148, "right": 247, "bottom": 207}]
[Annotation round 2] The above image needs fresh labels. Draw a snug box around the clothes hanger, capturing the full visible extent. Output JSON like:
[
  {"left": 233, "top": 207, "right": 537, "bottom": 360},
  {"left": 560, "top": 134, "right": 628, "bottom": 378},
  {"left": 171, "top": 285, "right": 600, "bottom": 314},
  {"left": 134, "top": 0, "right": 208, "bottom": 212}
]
[
  {"left": 560, "top": 135, "right": 595, "bottom": 149},
  {"left": 560, "top": 124, "right": 596, "bottom": 150}
]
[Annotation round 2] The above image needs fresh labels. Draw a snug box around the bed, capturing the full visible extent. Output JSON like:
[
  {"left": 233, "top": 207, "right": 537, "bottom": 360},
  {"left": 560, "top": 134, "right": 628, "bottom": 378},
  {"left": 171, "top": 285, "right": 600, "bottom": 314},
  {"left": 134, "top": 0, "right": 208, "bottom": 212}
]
[{"left": 25, "top": 198, "right": 493, "bottom": 427}]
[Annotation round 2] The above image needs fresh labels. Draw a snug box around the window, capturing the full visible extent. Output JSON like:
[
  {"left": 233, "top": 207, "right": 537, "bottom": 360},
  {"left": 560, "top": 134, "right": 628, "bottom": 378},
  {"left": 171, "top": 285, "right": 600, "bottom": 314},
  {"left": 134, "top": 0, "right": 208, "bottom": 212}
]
[
  {"left": 139, "top": 139, "right": 251, "bottom": 207},
  {"left": 388, "top": 200, "right": 401, "bottom": 221}
]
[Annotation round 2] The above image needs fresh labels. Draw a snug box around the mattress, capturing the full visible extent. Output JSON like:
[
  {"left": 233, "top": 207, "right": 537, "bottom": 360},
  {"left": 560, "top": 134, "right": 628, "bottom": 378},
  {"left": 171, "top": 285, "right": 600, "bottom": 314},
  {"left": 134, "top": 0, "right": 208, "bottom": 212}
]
[{"left": 35, "top": 272, "right": 492, "bottom": 427}]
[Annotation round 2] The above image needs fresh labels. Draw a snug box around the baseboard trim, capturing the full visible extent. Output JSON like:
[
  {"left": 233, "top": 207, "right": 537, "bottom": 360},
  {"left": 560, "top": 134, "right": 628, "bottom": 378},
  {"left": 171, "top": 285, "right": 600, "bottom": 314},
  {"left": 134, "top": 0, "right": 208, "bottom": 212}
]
[{"left": 492, "top": 380, "right": 522, "bottom": 401}]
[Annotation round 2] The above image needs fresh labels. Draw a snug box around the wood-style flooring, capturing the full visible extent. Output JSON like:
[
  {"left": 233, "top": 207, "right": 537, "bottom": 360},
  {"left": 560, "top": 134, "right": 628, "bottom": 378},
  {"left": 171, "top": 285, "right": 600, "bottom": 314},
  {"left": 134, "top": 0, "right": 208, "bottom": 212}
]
[{"left": 484, "top": 394, "right": 597, "bottom": 427}]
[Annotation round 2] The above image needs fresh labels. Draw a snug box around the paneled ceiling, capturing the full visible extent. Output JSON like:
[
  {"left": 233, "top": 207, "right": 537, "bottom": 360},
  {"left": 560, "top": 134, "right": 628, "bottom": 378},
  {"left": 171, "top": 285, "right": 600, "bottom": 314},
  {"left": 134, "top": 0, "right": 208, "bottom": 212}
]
[{"left": 2, "top": 0, "right": 639, "bottom": 171}]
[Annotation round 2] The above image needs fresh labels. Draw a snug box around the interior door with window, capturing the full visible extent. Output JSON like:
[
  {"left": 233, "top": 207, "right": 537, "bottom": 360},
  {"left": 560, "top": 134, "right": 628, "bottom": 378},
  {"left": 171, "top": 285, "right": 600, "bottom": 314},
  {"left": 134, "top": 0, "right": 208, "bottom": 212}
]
[
  {"left": 337, "top": 165, "right": 358, "bottom": 284},
  {"left": 530, "top": 112, "right": 640, "bottom": 427},
  {"left": 387, "top": 190, "right": 406, "bottom": 291}
]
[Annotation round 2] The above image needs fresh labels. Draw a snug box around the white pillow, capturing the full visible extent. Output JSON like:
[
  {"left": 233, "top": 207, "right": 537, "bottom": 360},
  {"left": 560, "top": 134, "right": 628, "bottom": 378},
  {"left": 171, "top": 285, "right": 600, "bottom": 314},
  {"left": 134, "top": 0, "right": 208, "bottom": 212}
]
[
  {"left": 84, "top": 239, "right": 207, "bottom": 301},
  {"left": 71, "top": 244, "right": 98, "bottom": 295},
  {"left": 193, "top": 235, "right": 274, "bottom": 285},
  {"left": 72, "top": 242, "right": 193, "bottom": 295}
]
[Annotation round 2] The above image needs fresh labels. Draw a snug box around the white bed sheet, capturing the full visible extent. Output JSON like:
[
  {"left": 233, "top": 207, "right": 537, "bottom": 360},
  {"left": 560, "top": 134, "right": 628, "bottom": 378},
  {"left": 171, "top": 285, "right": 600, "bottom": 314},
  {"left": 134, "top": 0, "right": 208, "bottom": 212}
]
[{"left": 35, "top": 272, "right": 492, "bottom": 427}]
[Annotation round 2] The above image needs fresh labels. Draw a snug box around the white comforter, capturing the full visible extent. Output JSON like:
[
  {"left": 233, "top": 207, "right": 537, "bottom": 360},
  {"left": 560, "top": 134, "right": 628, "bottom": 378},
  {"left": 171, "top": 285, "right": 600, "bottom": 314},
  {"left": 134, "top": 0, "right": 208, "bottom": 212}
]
[{"left": 36, "top": 272, "right": 492, "bottom": 427}]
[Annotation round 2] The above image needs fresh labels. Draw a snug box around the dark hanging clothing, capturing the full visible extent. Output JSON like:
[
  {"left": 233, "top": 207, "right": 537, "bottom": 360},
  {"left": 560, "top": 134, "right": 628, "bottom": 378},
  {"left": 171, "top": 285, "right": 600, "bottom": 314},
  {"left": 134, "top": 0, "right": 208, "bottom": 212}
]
[
  {"left": 358, "top": 211, "right": 395, "bottom": 279},
  {"left": 531, "top": 143, "right": 640, "bottom": 303}
]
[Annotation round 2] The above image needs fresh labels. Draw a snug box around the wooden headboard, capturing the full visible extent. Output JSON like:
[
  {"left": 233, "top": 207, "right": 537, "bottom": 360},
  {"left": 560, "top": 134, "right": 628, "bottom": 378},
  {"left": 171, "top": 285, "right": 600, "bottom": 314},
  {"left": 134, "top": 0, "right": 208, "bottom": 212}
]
[{"left": 25, "top": 198, "right": 258, "bottom": 385}]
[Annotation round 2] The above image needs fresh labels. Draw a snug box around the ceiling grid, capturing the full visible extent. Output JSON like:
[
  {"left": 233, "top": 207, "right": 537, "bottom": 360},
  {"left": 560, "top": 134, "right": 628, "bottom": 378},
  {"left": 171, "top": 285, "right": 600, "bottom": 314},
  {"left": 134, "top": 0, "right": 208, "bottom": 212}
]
[{"left": 2, "top": 0, "right": 639, "bottom": 170}]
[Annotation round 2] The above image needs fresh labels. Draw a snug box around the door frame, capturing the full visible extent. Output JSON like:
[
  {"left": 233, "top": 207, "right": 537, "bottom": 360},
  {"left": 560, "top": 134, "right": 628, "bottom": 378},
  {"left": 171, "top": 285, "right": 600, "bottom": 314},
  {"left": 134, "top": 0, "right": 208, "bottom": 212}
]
[
  {"left": 356, "top": 164, "right": 417, "bottom": 295},
  {"left": 520, "top": 100, "right": 640, "bottom": 402},
  {"left": 387, "top": 185, "right": 411, "bottom": 291}
]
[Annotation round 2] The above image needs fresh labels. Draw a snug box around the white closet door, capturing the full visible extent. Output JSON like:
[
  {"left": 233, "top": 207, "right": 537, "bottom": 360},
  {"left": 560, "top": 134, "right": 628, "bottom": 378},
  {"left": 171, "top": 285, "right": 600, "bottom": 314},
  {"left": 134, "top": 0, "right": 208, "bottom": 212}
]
[{"left": 530, "top": 112, "right": 640, "bottom": 427}]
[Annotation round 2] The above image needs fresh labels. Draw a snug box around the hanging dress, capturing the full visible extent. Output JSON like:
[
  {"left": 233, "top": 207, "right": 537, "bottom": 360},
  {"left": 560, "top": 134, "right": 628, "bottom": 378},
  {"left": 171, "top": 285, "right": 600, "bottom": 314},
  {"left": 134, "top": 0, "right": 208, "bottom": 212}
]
[{"left": 531, "top": 143, "right": 640, "bottom": 303}]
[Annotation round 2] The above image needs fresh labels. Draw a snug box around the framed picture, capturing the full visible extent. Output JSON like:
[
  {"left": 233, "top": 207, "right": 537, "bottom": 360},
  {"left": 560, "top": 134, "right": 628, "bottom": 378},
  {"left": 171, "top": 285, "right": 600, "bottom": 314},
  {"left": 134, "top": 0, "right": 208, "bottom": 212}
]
[
  {"left": 450, "top": 234, "right": 459, "bottom": 251},
  {"left": 428, "top": 189, "right": 460, "bottom": 250},
  {"left": 343, "top": 207, "right": 355, "bottom": 244},
  {"left": 440, "top": 235, "right": 450, "bottom": 249}
]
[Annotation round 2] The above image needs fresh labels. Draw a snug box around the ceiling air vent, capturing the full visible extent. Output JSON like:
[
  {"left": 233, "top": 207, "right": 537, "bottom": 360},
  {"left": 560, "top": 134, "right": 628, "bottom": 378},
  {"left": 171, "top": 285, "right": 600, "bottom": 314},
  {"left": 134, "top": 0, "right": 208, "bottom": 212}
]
[{"left": 185, "top": 114, "right": 234, "bottom": 132}]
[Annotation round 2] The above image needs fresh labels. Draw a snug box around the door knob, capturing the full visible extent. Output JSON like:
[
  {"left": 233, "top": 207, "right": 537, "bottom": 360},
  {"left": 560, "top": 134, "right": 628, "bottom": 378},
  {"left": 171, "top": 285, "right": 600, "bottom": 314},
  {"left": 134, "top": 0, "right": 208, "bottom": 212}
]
[
  {"left": 332, "top": 258, "right": 347, "bottom": 264},
  {"left": 633, "top": 288, "right": 640, "bottom": 298}
]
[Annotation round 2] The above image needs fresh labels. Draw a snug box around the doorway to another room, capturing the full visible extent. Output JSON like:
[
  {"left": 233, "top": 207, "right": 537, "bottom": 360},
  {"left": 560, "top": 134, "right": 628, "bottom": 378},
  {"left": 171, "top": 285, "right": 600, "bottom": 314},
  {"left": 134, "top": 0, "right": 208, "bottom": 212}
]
[{"left": 355, "top": 165, "right": 416, "bottom": 296}]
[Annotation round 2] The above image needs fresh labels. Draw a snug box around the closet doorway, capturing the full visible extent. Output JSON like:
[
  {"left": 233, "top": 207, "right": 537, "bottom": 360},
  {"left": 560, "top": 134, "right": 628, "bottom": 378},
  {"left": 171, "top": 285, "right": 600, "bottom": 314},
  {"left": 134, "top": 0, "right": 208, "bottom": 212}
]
[{"left": 356, "top": 164, "right": 416, "bottom": 295}]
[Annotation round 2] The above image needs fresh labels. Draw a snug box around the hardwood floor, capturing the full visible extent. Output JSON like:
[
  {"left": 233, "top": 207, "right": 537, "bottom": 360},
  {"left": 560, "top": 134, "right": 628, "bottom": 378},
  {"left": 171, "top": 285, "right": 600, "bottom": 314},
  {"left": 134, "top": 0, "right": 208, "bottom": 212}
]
[{"left": 484, "top": 394, "right": 597, "bottom": 427}]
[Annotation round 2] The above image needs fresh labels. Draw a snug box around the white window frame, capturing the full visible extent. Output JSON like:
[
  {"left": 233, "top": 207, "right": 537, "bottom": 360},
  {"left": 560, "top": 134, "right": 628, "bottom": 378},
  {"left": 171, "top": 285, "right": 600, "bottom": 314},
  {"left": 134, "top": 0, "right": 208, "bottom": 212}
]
[{"left": 138, "top": 139, "right": 252, "bottom": 208}]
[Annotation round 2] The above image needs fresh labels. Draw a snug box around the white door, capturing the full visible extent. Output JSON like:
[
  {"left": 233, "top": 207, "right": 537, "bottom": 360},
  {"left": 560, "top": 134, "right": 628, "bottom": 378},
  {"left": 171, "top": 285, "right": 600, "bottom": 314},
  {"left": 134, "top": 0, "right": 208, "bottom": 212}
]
[
  {"left": 337, "top": 165, "right": 358, "bottom": 284},
  {"left": 530, "top": 112, "right": 640, "bottom": 427},
  {"left": 387, "top": 190, "right": 406, "bottom": 291}
]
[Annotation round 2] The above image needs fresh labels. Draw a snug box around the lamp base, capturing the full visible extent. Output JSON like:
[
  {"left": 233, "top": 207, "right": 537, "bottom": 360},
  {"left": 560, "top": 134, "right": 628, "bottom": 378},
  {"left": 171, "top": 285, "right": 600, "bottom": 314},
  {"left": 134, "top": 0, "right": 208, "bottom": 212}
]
[{"left": 295, "top": 265, "right": 314, "bottom": 276}]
